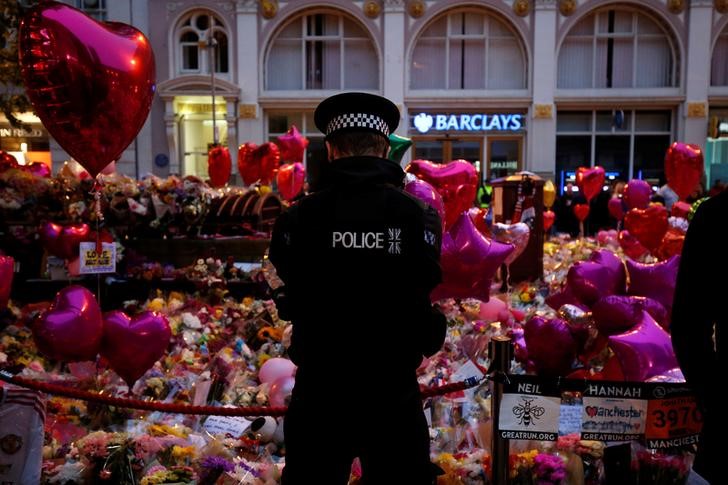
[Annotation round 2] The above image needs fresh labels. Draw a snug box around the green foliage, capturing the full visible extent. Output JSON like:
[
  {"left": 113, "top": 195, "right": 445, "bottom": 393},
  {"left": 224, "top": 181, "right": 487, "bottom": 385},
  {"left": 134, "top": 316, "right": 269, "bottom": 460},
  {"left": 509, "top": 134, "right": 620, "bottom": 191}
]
[{"left": 0, "top": 1, "right": 38, "bottom": 129}]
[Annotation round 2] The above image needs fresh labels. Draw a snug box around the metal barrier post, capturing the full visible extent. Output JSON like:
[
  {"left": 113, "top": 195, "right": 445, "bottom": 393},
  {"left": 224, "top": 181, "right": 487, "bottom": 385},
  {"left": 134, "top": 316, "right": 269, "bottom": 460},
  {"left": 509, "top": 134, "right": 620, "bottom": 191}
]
[{"left": 489, "top": 335, "right": 513, "bottom": 485}]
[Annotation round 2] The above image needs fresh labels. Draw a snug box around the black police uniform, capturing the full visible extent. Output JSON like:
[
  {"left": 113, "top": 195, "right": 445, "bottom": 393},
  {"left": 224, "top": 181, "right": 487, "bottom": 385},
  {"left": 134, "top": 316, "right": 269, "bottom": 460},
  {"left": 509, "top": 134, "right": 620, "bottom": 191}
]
[{"left": 269, "top": 93, "right": 446, "bottom": 485}]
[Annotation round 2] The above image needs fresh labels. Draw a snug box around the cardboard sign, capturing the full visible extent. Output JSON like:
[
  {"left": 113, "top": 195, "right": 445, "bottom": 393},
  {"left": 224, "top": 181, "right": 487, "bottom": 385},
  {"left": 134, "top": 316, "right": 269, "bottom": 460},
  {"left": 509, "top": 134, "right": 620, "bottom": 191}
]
[
  {"left": 79, "top": 242, "right": 116, "bottom": 274},
  {"left": 203, "top": 415, "right": 252, "bottom": 438},
  {"left": 645, "top": 383, "right": 702, "bottom": 449},
  {"left": 581, "top": 382, "right": 647, "bottom": 441},
  {"left": 499, "top": 375, "right": 560, "bottom": 441}
]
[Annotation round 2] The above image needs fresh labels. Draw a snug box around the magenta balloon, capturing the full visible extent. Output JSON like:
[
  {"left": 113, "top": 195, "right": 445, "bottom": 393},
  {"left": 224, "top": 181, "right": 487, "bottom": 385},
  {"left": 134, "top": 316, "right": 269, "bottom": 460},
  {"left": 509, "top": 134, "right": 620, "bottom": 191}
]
[
  {"left": 636, "top": 296, "right": 670, "bottom": 330},
  {"left": 608, "top": 312, "right": 679, "bottom": 382},
  {"left": 623, "top": 179, "right": 652, "bottom": 210},
  {"left": 626, "top": 255, "right": 680, "bottom": 312},
  {"left": 608, "top": 197, "right": 625, "bottom": 221},
  {"left": 510, "top": 327, "right": 528, "bottom": 363},
  {"left": 269, "top": 375, "right": 296, "bottom": 407},
  {"left": 27, "top": 161, "right": 51, "bottom": 178},
  {"left": 32, "top": 285, "right": 103, "bottom": 362},
  {"left": 492, "top": 222, "right": 530, "bottom": 265},
  {"left": 524, "top": 316, "right": 577, "bottom": 377},
  {"left": 0, "top": 256, "right": 13, "bottom": 310},
  {"left": 101, "top": 311, "right": 171, "bottom": 386},
  {"left": 404, "top": 178, "right": 446, "bottom": 229},
  {"left": 431, "top": 213, "right": 514, "bottom": 303},
  {"left": 566, "top": 250, "right": 626, "bottom": 307},
  {"left": 592, "top": 295, "right": 642, "bottom": 336},
  {"left": 258, "top": 357, "right": 297, "bottom": 385},
  {"left": 545, "top": 286, "right": 588, "bottom": 312}
]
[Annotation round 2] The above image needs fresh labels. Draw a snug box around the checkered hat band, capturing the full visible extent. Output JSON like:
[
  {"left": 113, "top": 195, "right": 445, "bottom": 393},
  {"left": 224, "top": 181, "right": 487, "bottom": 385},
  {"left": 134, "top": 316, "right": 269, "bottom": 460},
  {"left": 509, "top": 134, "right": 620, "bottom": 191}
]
[{"left": 326, "top": 113, "right": 390, "bottom": 136}]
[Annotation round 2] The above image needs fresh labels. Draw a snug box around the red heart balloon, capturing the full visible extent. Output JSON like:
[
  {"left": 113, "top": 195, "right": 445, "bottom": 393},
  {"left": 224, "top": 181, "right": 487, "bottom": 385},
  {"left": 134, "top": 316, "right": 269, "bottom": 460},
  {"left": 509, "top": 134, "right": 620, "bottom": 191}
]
[
  {"left": 624, "top": 205, "right": 669, "bottom": 252},
  {"left": 573, "top": 203, "right": 590, "bottom": 222},
  {"left": 0, "top": 256, "right": 13, "bottom": 310},
  {"left": 32, "top": 285, "right": 103, "bottom": 362},
  {"left": 664, "top": 142, "right": 703, "bottom": 201},
  {"left": 618, "top": 230, "right": 649, "bottom": 260},
  {"left": 543, "top": 209, "right": 555, "bottom": 231},
  {"left": 655, "top": 227, "right": 685, "bottom": 261},
  {"left": 19, "top": 2, "right": 156, "bottom": 177},
  {"left": 575, "top": 166, "right": 606, "bottom": 202},
  {"left": 207, "top": 146, "right": 231, "bottom": 188},
  {"left": 406, "top": 159, "right": 478, "bottom": 229},
  {"left": 0, "top": 151, "right": 18, "bottom": 172},
  {"left": 102, "top": 311, "right": 171, "bottom": 386},
  {"left": 39, "top": 222, "right": 90, "bottom": 260},
  {"left": 238, "top": 142, "right": 281, "bottom": 186},
  {"left": 276, "top": 162, "right": 306, "bottom": 201}
]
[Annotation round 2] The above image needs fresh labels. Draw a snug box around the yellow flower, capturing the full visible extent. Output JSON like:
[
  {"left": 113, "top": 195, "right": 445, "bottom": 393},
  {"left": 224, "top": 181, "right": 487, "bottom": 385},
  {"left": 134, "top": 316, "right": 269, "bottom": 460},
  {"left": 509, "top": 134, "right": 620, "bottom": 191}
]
[
  {"left": 147, "top": 298, "right": 166, "bottom": 312},
  {"left": 147, "top": 424, "right": 189, "bottom": 438},
  {"left": 171, "top": 445, "right": 197, "bottom": 461}
]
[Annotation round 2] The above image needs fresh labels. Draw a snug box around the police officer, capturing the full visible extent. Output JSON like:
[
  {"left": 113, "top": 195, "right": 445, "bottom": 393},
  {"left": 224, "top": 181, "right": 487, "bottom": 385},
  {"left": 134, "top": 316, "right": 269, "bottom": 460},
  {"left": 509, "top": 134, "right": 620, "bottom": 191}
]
[{"left": 269, "top": 92, "right": 446, "bottom": 485}]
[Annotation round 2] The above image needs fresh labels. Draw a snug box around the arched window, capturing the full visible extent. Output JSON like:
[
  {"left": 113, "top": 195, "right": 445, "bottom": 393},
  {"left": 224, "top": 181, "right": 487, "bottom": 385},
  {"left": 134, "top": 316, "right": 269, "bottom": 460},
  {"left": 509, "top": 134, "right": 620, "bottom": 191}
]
[
  {"left": 266, "top": 12, "right": 379, "bottom": 91},
  {"left": 558, "top": 9, "right": 676, "bottom": 89},
  {"left": 410, "top": 10, "right": 526, "bottom": 90},
  {"left": 711, "top": 26, "right": 728, "bottom": 86},
  {"left": 176, "top": 12, "right": 229, "bottom": 75}
]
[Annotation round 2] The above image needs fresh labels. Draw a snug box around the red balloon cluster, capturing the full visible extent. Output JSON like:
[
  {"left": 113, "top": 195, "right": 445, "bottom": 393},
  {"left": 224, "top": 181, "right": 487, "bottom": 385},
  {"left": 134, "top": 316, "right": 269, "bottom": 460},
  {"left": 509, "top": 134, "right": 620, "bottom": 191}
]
[
  {"left": 238, "top": 142, "right": 280, "bottom": 186},
  {"left": 406, "top": 159, "right": 478, "bottom": 229},
  {"left": 208, "top": 146, "right": 231, "bottom": 188},
  {"left": 32, "top": 286, "right": 171, "bottom": 386},
  {"left": 18, "top": 1, "right": 156, "bottom": 177}
]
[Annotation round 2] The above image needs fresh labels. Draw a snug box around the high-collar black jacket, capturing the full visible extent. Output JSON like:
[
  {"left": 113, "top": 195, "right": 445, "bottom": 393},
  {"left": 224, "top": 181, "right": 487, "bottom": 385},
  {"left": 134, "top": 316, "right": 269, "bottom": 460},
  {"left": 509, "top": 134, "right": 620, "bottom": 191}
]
[
  {"left": 672, "top": 190, "right": 727, "bottom": 406},
  {"left": 269, "top": 156, "right": 446, "bottom": 394}
]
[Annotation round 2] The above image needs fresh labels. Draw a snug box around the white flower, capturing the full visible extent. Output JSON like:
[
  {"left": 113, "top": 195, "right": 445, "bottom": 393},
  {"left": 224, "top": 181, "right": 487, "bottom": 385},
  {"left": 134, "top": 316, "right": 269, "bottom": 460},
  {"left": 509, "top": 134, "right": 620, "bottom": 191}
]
[{"left": 181, "top": 312, "right": 202, "bottom": 329}]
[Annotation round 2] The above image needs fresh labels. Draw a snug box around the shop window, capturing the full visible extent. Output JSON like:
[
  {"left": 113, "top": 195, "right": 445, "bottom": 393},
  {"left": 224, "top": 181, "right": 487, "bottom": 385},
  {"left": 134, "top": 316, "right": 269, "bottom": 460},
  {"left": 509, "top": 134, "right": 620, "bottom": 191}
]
[
  {"left": 711, "top": 26, "right": 728, "bottom": 86},
  {"left": 558, "top": 9, "right": 676, "bottom": 89},
  {"left": 267, "top": 112, "right": 326, "bottom": 185},
  {"left": 175, "top": 12, "right": 229, "bottom": 75},
  {"left": 76, "top": 0, "right": 106, "bottom": 20},
  {"left": 556, "top": 110, "right": 672, "bottom": 186},
  {"left": 266, "top": 12, "right": 379, "bottom": 91},
  {"left": 410, "top": 9, "right": 526, "bottom": 90}
]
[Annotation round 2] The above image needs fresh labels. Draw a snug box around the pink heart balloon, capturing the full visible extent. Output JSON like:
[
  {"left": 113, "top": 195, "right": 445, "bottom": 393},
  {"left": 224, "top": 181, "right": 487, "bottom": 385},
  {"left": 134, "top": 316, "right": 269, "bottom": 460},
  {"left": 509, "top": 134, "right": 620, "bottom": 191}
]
[
  {"left": 430, "top": 212, "right": 514, "bottom": 303},
  {"left": 0, "top": 256, "right": 13, "bottom": 310},
  {"left": 39, "top": 222, "right": 90, "bottom": 260},
  {"left": 618, "top": 229, "right": 649, "bottom": 260},
  {"left": 609, "top": 311, "right": 679, "bottom": 382},
  {"left": 623, "top": 179, "right": 652, "bottom": 210},
  {"left": 32, "top": 285, "right": 103, "bottom": 362},
  {"left": 276, "top": 162, "right": 306, "bottom": 201},
  {"left": 102, "top": 311, "right": 171, "bottom": 386},
  {"left": 406, "top": 159, "right": 478, "bottom": 229},
  {"left": 492, "top": 222, "right": 530, "bottom": 265},
  {"left": 404, "top": 177, "right": 446, "bottom": 230},
  {"left": 276, "top": 125, "right": 309, "bottom": 164},
  {"left": 19, "top": 1, "right": 156, "bottom": 177},
  {"left": 608, "top": 197, "right": 625, "bottom": 221}
]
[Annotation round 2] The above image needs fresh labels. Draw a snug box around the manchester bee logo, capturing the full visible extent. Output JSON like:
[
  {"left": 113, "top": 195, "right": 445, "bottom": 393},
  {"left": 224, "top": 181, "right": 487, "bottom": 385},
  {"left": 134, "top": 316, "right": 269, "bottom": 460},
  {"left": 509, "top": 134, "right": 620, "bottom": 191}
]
[{"left": 513, "top": 397, "right": 546, "bottom": 426}]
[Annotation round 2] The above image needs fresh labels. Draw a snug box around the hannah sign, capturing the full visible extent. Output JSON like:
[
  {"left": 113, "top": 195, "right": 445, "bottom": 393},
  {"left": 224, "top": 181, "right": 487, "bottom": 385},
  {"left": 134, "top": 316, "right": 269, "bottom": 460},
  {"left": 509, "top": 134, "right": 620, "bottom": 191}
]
[{"left": 412, "top": 112, "right": 524, "bottom": 134}]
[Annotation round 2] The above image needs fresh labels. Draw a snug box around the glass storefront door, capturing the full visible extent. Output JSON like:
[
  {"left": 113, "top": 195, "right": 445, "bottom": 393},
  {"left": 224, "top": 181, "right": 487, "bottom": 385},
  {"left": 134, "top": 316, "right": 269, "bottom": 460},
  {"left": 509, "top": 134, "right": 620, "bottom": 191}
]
[
  {"left": 412, "top": 137, "right": 483, "bottom": 169},
  {"left": 486, "top": 137, "right": 522, "bottom": 180}
]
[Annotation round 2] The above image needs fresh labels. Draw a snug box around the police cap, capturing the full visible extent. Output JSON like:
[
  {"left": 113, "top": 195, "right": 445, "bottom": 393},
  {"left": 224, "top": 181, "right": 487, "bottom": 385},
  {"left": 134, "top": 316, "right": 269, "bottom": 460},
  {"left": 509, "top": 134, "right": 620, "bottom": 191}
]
[{"left": 314, "top": 92, "right": 400, "bottom": 140}]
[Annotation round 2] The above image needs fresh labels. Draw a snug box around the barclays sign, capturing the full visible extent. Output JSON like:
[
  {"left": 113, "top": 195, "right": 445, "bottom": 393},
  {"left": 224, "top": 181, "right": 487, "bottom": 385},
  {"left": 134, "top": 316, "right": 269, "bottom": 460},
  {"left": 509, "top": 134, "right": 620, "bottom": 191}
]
[{"left": 412, "top": 112, "right": 524, "bottom": 134}]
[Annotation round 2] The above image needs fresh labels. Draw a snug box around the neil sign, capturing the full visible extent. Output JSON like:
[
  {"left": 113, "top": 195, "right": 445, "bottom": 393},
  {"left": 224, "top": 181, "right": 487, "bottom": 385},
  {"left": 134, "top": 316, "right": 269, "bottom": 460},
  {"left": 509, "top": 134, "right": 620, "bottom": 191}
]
[{"left": 412, "top": 112, "right": 524, "bottom": 134}]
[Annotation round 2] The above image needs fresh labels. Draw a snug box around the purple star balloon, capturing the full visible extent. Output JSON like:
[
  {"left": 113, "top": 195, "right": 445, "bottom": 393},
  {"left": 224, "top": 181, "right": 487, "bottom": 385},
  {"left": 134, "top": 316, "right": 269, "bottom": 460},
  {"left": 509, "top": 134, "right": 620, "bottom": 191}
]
[
  {"left": 608, "top": 311, "right": 679, "bottom": 382},
  {"left": 626, "top": 255, "right": 680, "bottom": 312},
  {"left": 430, "top": 212, "right": 514, "bottom": 303}
]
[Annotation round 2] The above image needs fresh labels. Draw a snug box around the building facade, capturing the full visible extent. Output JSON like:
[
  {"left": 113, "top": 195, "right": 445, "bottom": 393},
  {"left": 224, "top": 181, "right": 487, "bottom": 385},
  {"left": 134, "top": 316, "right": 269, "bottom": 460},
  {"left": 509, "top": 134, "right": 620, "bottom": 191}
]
[{"left": 32, "top": 0, "right": 728, "bottom": 189}]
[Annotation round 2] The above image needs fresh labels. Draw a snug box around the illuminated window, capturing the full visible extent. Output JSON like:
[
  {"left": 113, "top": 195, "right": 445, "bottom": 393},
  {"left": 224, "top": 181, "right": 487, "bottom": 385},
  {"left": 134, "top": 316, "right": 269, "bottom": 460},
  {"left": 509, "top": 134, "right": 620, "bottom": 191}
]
[{"left": 266, "top": 12, "right": 379, "bottom": 91}]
